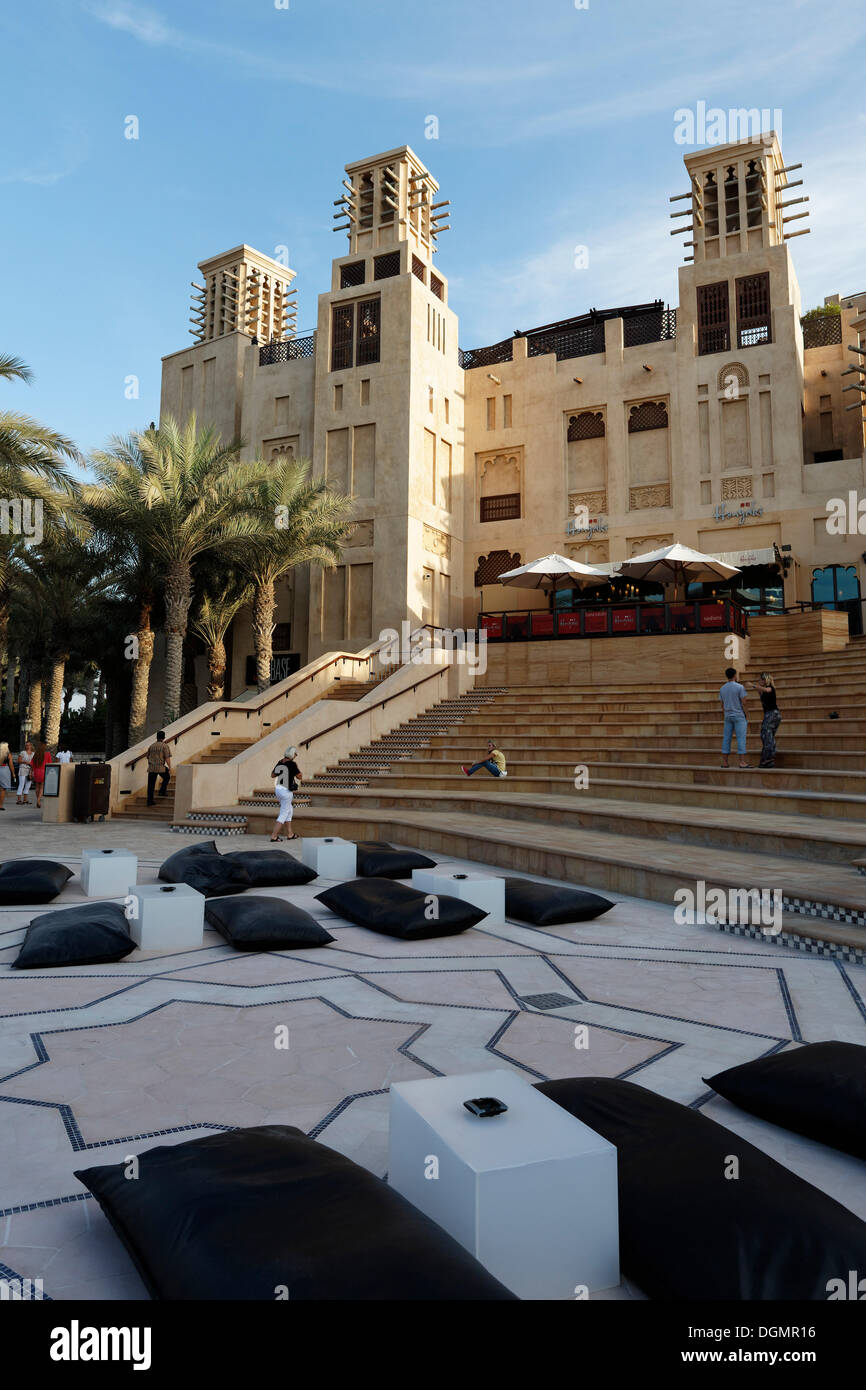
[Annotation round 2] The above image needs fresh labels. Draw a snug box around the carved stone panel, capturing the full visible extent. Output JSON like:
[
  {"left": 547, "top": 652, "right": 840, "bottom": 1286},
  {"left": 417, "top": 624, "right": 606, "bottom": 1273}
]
[
  {"left": 629, "top": 483, "right": 671, "bottom": 510},
  {"left": 263, "top": 435, "right": 300, "bottom": 462},
  {"left": 721, "top": 475, "right": 753, "bottom": 500},
  {"left": 423, "top": 523, "right": 451, "bottom": 558},
  {"left": 627, "top": 533, "right": 673, "bottom": 556},
  {"left": 347, "top": 519, "right": 374, "bottom": 547},
  {"left": 569, "top": 490, "right": 607, "bottom": 515}
]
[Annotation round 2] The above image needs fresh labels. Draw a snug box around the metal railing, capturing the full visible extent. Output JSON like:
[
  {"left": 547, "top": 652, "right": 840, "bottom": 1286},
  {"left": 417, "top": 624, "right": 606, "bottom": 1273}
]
[
  {"left": 801, "top": 314, "right": 843, "bottom": 349},
  {"left": 478, "top": 598, "right": 748, "bottom": 641},
  {"left": 459, "top": 303, "right": 677, "bottom": 369},
  {"left": 259, "top": 334, "right": 315, "bottom": 365},
  {"left": 458, "top": 338, "right": 513, "bottom": 370}
]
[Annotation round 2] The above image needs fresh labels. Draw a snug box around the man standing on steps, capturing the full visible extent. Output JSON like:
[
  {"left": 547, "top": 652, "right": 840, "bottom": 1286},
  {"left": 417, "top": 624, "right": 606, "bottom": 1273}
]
[
  {"left": 146, "top": 730, "right": 173, "bottom": 805},
  {"left": 719, "top": 668, "right": 750, "bottom": 770}
]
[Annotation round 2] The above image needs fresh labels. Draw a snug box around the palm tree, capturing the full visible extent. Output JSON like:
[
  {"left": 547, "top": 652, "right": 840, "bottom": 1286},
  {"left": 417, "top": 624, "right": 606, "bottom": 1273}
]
[
  {"left": 85, "top": 415, "right": 270, "bottom": 726},
  {"left": 13, "top": 531, "right": 110, "bottom": 746},
  {"left": 234, "top": 456, "right": 351, "bottom": 692},
  {"left": 80, "top": 467, "right": 160, "bottom": 746},
  {"left": 0, "top": 353, "right": 78, "bottom": 691},
  {"left": 190, "top": 566, "right": 254, "bottom": 701}
]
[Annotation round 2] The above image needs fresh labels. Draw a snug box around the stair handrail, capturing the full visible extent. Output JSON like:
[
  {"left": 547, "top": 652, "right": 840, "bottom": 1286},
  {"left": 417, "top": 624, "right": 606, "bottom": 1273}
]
[
  {"left": 122, "top": 625, "right": 444, "bottom": 770},
  {"left": 296, "top": 663, "right": 452, "bottom": 753}
]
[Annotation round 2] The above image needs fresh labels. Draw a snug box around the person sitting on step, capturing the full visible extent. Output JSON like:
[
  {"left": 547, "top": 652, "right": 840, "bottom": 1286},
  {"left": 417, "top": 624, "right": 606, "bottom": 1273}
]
[{"left": 462, "top": 740, "right": 507, "bottom": 778}]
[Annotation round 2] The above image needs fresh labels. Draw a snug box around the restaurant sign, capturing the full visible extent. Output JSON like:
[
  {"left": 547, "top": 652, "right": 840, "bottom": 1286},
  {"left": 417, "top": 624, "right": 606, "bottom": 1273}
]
[{"left": 712, "top": 503, "right": 764, "bottom": 525}]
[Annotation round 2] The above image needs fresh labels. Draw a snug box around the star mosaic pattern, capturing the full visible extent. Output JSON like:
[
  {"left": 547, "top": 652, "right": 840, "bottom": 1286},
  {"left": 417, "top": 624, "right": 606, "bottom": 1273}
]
[{"left": 1, "top": 842, "right": 865, "bottom": 1301}]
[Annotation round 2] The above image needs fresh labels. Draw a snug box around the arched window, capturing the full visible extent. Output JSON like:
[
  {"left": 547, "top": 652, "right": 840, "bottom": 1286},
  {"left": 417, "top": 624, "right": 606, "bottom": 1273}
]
[
  {"left": 567, "top": 411, "right": 605, "bottom": 441},
  {"left": 704, "top": 170, "right": 719, "bottom": 238},
  {"left": 628, "top": 401, "right": 668, "bottom": 433},
  {"left": 724, "top": 165, "right": 740, "bottom": 233}
]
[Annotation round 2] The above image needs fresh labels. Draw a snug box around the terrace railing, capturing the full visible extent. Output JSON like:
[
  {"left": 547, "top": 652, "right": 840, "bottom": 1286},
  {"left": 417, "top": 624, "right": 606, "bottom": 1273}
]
[
  {"left": 259, "top": 334, "right": 315, "bottom": 365},
  {"left": 479, "top": 599, "right": 748, "bottom": 641}
]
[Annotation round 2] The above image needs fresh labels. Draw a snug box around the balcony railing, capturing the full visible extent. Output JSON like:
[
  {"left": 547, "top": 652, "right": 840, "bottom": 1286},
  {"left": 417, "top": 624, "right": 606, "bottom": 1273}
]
[
  {"left": 458, "top": 338, "right": 513, "bottom": 370},
  {"left": 459, "top": 302, "right": 676, "bottom": 369},
  {"left": 801, "top": 314, "right": 843, "bottom": 349},
  {"left": 478, "top": 599, "right": 748, "bottom": 641},
  {"left": 259, "top": 334, "right": 315, "bottom": 365}
]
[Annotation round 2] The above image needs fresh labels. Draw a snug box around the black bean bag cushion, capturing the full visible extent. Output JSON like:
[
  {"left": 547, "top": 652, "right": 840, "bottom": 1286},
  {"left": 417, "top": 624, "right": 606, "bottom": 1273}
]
[
  {"left": 13, "top": 903, "right": 135, "bottom": 969},
  {"left": 74, "top": 1125, "right": 515, "bottom": 1300},
  {"left": 0, "top": 858, "right": 73, "bottom": 905},
  {"left": 221, "top": 849, "right": 317, "bottom": 887},
  {"left": 315, "top": 877, "right": 486, "bottom": 940},
  {"left": 705, "top": 1041, "right": 866, "bottom": 1161},
  {"left": 535, "top": 1075, "right": 866, "bottom": 1301},
  {"left": 158, "top": 840, "right": 250, "bottom": 898},
  {"left": 204, "top": 895, "right": 334, "bottom": 952},
  {"left": 504, "top": 877, "right": 614, "bottom": 926},
  {"left": 353, "top": 840, "right": 436, "bottom": 880}
]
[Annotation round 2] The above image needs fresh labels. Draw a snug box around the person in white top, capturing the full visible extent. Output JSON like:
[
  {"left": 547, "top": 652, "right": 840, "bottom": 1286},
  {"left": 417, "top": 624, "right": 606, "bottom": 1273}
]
[
  {"left": 16, "top": 740, "right": 34, "bottom": 804},
  {"left": 55, "top": 745, "right": 73, "bottom": 763}
]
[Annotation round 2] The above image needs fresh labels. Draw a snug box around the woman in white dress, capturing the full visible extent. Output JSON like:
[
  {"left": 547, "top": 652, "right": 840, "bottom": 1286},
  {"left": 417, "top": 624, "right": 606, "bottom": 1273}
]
[
  {"left": 270, "top": 746, "right": 302, "bottom": 842},
  {"left": 0, "top": 742, "right": 15, "bottom": 809},
  {"left": 16, "top": 740, "right": 34, "bottom": 804}
]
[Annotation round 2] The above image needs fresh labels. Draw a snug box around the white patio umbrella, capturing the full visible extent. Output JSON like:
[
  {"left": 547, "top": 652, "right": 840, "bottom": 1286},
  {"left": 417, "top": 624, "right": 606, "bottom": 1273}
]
[
  {"left": 496, "top": 552, "right": 608, "bottom": 592},
  {"left": 615, "top": 542, "right": 740, "bottom": 600}
]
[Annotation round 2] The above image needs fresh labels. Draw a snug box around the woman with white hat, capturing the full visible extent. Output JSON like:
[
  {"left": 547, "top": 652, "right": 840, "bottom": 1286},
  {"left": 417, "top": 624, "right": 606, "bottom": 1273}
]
[{"left": 270, "top": 745, "right": 302, "bottom": 842}]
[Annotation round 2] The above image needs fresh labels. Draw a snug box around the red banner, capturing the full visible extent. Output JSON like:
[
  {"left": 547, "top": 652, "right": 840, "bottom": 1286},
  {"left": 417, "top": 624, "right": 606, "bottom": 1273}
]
[
  {"left": 583, "top": 609, "right": 609, "bottom": 634},
  {"left": 530, "top": 612, "right": 554, "bottom": 635},
  {"left": 699, "top": 603, "right": 725, "bottom": 628},
  {"left": 557, "top": 612, "right": 582, "bottom": 634},
  {"left": 612, "top": 607, "right": 637, "bottom": 632}
]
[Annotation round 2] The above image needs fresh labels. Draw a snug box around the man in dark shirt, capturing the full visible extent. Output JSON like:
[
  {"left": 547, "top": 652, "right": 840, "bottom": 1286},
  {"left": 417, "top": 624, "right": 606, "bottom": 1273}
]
[{"left": 146, "top": 731, "right": 172, "bottom": 805}]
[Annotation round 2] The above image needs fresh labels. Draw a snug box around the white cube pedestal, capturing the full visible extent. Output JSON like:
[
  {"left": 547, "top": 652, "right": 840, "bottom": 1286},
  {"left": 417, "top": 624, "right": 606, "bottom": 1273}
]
[
  {"left": 411, "top": 867, "right": 503, "bottom": 927},
  {"left": 129, "top": 883, "right": 205, "bottom": 952},
  {"left": 81, "top": 848, "right": 138, "bottom": 898},
  {"left": 301, "top": 836, "right": 357, "bottom": 879},
  {"left": 388, "top": 1068, "right": 619, "bottom": 1300}
]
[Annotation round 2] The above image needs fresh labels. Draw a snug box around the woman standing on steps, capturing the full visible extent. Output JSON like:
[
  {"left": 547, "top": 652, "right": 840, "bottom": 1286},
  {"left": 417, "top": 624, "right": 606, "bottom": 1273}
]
[
  {"left": 754, "top": 672, "right": 782, "bottom": 769},
  {"left": 271, "top": 745, "right": 302, "bottom": 842}
]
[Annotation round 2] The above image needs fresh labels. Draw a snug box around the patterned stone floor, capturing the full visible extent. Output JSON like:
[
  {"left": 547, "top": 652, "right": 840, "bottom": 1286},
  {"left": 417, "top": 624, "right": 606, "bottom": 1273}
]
[{"left": 0, "top": 812, "right": 865, "bottom": 1300}]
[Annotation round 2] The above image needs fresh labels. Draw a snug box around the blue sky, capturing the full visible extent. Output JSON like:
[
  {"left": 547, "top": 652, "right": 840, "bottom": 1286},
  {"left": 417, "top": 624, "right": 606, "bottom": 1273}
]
[{"left": 2, "top": 0, "right": 864, "bottom": 458}]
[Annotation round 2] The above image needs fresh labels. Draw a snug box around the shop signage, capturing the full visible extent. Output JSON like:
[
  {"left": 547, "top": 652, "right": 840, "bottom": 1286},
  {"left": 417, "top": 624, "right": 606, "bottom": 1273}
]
[
  {"left": 712, "top": 503, "right": 764, "bottom": 525},
  {"left": 566, "top": 515, "right": 609, "bottom": 538}
]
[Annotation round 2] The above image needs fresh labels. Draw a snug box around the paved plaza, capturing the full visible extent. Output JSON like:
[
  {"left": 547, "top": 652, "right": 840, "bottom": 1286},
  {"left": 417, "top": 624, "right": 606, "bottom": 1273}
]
[{"left": 0, "top": 814, "right": 864, "bottom": 1299}]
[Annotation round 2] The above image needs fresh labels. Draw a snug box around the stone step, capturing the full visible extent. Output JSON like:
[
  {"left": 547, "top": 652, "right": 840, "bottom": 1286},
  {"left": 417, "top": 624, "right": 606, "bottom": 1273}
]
[
  {"left": 413, "top": 719, "right": 866, "bottom": 740},
  {"left": 297, "top": 786, "right": 865, "bottom": 865},
  {"left": 224, "top": 801, "right": 866, "bottom": 956},
  {"left": 333, "top": 743, "right": 866, "bottom": 769},
  {"left": 301, "top": 772, "right": 866, "bottom": 820}
]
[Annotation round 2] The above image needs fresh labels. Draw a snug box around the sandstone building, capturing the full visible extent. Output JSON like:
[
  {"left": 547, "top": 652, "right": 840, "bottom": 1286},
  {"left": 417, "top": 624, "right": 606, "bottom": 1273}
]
[{"left": 155, "top": 134, "right": 866, "bottom": 708}]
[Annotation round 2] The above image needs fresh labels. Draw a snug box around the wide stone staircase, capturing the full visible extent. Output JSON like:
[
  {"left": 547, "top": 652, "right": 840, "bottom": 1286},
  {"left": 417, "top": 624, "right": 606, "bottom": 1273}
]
[{"left": 197, "top": 644, "right": 866, "bottom": 956}]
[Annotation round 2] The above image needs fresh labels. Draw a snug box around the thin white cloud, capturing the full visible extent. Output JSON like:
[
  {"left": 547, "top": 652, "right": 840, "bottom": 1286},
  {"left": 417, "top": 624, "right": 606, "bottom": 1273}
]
[
  {"left": 83, "top": 1, "right": 570, "bottom": 95},
  {"left": 0, "top": 121, "right": 88, "bottom": 187}
]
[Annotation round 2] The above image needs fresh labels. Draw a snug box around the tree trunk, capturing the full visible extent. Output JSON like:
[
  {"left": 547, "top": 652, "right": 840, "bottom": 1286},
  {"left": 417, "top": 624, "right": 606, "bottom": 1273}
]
[
  {"left": 97, "top": 676, "right": 106, "bottom": 706},
  {"left": 163, "top": 560, "right": 193, "bottom": 725},
  {"left": 4, "top": 656, "right": 17, "bottom": 714},
  {"left": 84, "top": 672, "right": 97, "bottom": 716},
  {"left": 128, "top": 602, "right": 155, "bottom": 747},
  {"left": 28, "top": 673, "right": 42, "bottom": 740},
  {"left": 44, "top": 657, "right": 66, "bottom": 747},
  {"left": 207, "top": 636, "right": 227, "bottom": 702},
  {"left": 252, "top": 580, "right": 275, "bottom": 693}
]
